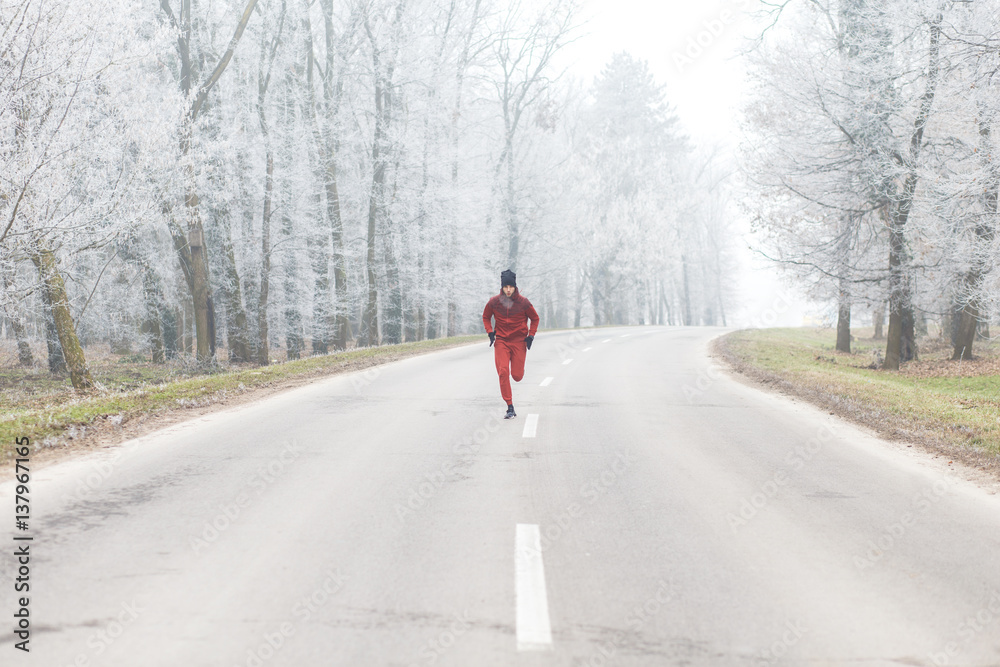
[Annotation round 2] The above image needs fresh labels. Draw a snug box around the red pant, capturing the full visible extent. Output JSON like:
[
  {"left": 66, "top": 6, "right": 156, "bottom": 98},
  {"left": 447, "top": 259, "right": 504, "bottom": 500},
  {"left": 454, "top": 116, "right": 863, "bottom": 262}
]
[{"left": 494, "top": 338, "right": 526, "bottom": 404}]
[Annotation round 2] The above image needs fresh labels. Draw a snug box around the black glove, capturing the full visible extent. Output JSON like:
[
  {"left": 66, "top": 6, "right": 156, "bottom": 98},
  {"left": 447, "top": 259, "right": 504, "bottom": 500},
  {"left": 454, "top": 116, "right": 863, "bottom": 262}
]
[
  {"left": 489, "top": 332, "right": 496, "bottom": 346},
  {"left": 524, "top": 335, "right": 533, "bottom": 350}
]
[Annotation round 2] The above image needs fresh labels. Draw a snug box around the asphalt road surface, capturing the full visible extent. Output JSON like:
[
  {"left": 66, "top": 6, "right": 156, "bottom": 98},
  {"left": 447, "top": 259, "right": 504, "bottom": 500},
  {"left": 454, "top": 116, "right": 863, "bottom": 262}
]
[{"left": 3, "top": 326, "right": 1000, "bottom": 667}]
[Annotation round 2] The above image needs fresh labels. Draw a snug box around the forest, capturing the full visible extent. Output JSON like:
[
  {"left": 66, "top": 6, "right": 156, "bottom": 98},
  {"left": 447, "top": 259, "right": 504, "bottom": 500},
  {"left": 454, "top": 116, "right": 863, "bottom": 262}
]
[
  {"left": 1, "top": 0, "right": 734, "bottom": 388},
  {"left": 743, "top": 0, "right": 1000, "bottom": 369}
]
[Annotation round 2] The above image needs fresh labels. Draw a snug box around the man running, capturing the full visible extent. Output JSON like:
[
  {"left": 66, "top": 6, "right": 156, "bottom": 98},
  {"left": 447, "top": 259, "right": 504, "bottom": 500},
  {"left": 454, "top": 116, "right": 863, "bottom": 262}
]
[{"left": 483, "top": 269, "right": 539, "bottom": 419}]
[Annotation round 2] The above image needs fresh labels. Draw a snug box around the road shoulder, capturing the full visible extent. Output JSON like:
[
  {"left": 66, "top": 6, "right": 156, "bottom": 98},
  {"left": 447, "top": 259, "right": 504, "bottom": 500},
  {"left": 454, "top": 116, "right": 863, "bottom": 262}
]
[
  {"left": 711, "top": 330, "right": 1000, "bottom": 494},
  {"left": 5, "top": 337, "right": 480, "bottom": 472}
]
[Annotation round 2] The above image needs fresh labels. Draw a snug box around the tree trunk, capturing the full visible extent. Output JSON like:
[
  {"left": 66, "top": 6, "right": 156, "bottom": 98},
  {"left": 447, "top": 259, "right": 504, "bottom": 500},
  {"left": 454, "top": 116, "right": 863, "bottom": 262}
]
[
  {"left": 141, "top": 269, "right": 166, "bottom": 364},
  {"left": 281, "top": 207, "right": 305, "bottom": 360},
  {"left": 41, "top": 282, "right": 67, "bottom": 373},
  {"left": 216, "top": 211, "right": 250, "bottom": 362},
  {"left": 836, "top": 303, "right": 851, "bottom": 353},
  {"left": 11, "top": 315, "right": 34, "bottom": 367},
  {"left": 325, "top": 154, "right": 351, "bottom": 350},
  {"left": 884, "top": 16, "right": 939, "bottom": 370},
  {"left": 31, "top": 248, "right": 93, "bottom": 390},
  {"left": 953, "top": 303, "right": 977, "bottom": 360},
  {"left": 383, "top": 122, "right": 405, "bottom": 348},
  {"left": 953, "top": 113, "right": 997, "bottom": 360},
  {"left": 301, "top": 7, "right": 332, "bottom": 357},
  {"left": 887, "top": 225, "right": 919, "bottom": 368},
  {"left": 182, "top": 124, "right": 215, "bottom": 365},
  {"left": 360, "top": 23, "right": 387, "bottom": 348},
  {"left": 415, "top": 287, "right": 427, "bottom": 341},
  {"left": 574, "top": 269, "right": 585, "bottom": 327},
  {"left": 952, "top": 298, "right": 965, "bottom": 349},
  {"left": 447, "top": 302, "right": 457, "bottom": 337},
  {"left": 902, "top": 304, "right": 918, "bottom": 362},
  {"left": 181, "top": 298, "right": 192, "bottom": 356},
  {"left": 2, "top": 272, "right": 34, "bottom": 367},
  {"left": 421, "top": 299, "right": 434, "bottom": 340},
  {"left": 118, "top": 237, "right": 167, "bottom": 363},
  {"left": 162, "top": 308, "right": 178, "bottom": 359},
  {"left": 360, "top": 186, "right": 381, "bottom": 352},
  {"left": 360, "top": 171, "right": 381, "bottom": 348},
  {"left": 308, "top": 229, "right": 332, "bottom": 355},
  {"left": 681, "top": 254, "right": 693, "bottom": 326},
  {"left": 257, "top": 151, "right": 274, "bottom": 366},
  {"left": 255, "top": 5, "right": 283, "bottom": 366},
  {"left": 636, "top": 280, "right": 647, "bottom": 326},
  {"left": 882, "top": 226, "right": 909, "bottom": 371},
  {"left": 872, "top": 304, "right": 884, "bottom": 339},
  {"left": 444, "top": 0, "right": 481, "bottom": 339},
  {"left": 410, "top": 1, "right": 455, "bottom": 344},
  {"left": 141, "top": 317, "right": 165, "bottom": 364},
  {"left": 319, "top": 0, "right": 351, "bottom": 352},
  {"left": 716, "top": 281, "right": 727, "bottom": 327},
  {"left": 382, "top": 150, "right": 404, "bottom": 346},
  {"left": 382, "top": 230, "right": 403, "bottom": 345},
  {"left": 836, "top": 276, "right": 851, "bottom": 353},
  {"left": 591, "top": 270, "right": 603, "bottom": 326},
  {"left": 425, "top": 302, "right": 437, "bottom": 341}
]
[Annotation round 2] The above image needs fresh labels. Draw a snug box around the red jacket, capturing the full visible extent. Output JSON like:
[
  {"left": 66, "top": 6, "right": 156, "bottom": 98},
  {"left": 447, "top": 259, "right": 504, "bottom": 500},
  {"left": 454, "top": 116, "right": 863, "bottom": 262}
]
[{"left": 483, "top": 288, "right": 539, "bottom": 341}]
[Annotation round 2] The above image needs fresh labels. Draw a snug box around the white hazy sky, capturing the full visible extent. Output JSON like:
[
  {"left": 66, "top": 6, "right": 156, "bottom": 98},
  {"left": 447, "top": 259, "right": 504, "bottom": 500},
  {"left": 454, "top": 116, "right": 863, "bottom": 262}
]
[
  {"left": 563, "top": 0, "right": 757, "bottom": 143},
  {"left": 559, "top": 0, "right": 811, "bottom": 327}
]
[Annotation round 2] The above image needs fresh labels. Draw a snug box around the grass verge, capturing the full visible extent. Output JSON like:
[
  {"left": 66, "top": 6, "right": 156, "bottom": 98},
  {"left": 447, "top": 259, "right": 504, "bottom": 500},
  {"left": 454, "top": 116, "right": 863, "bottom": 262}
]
[
  {"left": 715, "top": 328, "right": 1000, "bottom": 472},
  {"left": 0, "top": 335, "right": 480, "bottom": 461}
]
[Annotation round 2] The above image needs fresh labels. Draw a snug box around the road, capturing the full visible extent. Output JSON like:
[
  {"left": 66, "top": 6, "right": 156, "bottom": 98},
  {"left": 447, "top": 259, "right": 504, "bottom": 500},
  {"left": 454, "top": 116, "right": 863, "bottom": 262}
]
[{"left": 2, "top": 326, "right": 1000, "bottom": 666}]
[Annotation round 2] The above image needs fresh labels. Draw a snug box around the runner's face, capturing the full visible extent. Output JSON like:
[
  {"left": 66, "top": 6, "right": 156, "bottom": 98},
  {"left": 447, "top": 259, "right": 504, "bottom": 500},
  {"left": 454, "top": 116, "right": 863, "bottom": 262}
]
[{"left": 502, "top": 285, "right": 515, "bottom": 297}]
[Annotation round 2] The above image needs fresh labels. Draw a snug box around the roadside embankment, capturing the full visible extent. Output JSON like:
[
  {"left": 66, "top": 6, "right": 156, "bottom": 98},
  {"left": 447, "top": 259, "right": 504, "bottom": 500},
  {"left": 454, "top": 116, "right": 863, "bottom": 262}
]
[{"left": 715, "top": 328, "right": 1000, "bottom": 474}]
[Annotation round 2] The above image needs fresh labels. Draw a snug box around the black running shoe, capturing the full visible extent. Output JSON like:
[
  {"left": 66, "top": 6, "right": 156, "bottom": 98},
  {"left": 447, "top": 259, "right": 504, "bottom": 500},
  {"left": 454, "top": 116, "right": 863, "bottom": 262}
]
[{"left": 504, "top": 405, "right": 516, "bottom": 419}]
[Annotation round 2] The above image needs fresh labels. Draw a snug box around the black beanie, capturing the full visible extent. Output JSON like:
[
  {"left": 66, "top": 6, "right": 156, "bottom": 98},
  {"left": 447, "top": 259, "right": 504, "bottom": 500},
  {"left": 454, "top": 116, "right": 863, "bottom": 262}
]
[{"left": 501, "top": 269, "right": 516, "bottom": 288}]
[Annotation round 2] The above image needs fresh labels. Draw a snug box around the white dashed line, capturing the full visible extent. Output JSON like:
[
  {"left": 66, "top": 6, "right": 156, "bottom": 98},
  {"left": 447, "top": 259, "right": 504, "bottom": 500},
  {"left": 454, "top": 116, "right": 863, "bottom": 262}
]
[
  {"left": 562, "top": 359, "right": 573, "bottom": 365},
  {"left": 620, "top": 334, "right": 631, "bottom": 338},
  {"left": 522, "top": 414, "right": 539, "bottom": 438},
  {"left": 582, "top": 347, "right": 592, "bottom": 352},
  {"left": 515, "top": 524, "right": 553, "bottom": 651},
  {"left": 602, "top": 339, "right": 612, "bottom": 343},
  {"left": 540, "top": 377, "right": 554, "bottom": 387}
]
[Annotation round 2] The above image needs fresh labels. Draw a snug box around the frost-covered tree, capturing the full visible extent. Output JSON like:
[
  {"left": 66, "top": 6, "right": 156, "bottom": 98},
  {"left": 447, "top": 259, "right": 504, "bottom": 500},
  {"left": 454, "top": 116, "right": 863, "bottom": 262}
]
[
  {"left": 744, "top": 0, "right": 949, "bottom": 368},
  {"left": 1, "top": 0, "right": 170, "bottom": 387}
]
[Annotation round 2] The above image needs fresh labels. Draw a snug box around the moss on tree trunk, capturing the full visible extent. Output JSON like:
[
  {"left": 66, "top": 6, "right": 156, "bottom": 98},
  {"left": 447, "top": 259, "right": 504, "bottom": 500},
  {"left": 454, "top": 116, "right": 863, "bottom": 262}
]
[{"left": 31, "top": 248, "right": 94, "bottom": 390}]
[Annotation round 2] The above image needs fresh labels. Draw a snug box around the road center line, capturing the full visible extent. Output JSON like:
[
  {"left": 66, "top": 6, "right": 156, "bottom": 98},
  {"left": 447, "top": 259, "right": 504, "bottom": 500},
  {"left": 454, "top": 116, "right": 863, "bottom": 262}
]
[
  {"left": 562, "top": 358, "right": 573, "bottom": 365},
  {"left": 515, "top": 524, "right": 553, "bottom": 651},
  {"left": 540, "top": 377, "right": 553, "bottom": 387},
  {"left": 522, "top": 414, "right": 539, "bottom": 438},
  {"left": 602, "top": 338, "right": 611, "bottom": 343}
]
